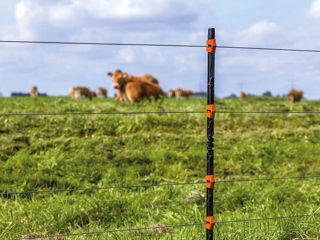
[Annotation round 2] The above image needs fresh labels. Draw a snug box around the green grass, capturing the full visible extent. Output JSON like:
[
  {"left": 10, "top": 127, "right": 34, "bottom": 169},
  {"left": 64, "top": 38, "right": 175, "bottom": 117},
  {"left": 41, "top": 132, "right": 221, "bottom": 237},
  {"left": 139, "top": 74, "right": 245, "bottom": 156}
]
[{"left": 0, "top": 96, "right": 319, "bottom": 239}]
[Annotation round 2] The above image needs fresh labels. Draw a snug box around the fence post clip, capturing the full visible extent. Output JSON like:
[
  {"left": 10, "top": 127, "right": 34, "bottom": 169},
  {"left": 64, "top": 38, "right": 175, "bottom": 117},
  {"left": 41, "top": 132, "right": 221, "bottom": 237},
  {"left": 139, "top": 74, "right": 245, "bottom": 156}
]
[
  {"left": 206, "top": 39, "right": 216, "bottom": 53},
  {"left": 206, "top": 104, "right": 216, "bottom": 119},
  {"left": 205, "top": 216, "right": 215, "bottom": 230},
  {"left": 205, "top": 175, "right": 215, "bottom": 189}
]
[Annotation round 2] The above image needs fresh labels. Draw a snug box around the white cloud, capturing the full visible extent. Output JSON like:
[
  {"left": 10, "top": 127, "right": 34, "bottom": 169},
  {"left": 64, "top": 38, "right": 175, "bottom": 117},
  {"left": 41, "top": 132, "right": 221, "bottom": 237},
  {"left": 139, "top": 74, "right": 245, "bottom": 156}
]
[
  {"left": 1, "top": 0, "right": 320, "bottom": 99},
  {"left": 48, "top": 5, "right": 76, "bottom": 24},
  {"left": 116, "top": 48, "right": 135, "bottom": 63},
  {"left": 11, "top": 0, "right": 210, "bottom": 40},
  {"left": 15, "top": 1, "right": 28, "bottom": 20},
  {"left": 78, "top": 0, "right": 166, "bottom": 19},
  {"left": 217, "top": 21, "right": 286, "bottom": 72},
  {"left": 241, "top": 21, "right": 279, "bottom": 35},
  {"left": 15, "top": 1, "right": 40, "bottom": 38},
  {"left": 188, "top": 31, "right": 206, "bottom": 43},
  {"left": 220, "top": 55, "right": 282, "bottom": 72},
  {"left": 237, "top": 21, "right": 280, "bottom": 45},
  {"left": 0, "top": 0, "right": 213, "bottom": 97},
  {"left": 214, "top": 21, "right": 320, "bottom": 99},
  {"left": 308, "top": 0, "right": 320, "bottom": 19}
]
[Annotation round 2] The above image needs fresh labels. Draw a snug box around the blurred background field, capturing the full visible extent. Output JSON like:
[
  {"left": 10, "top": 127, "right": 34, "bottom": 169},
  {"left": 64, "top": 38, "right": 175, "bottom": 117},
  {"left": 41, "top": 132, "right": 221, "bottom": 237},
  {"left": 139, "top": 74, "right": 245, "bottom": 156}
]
[{"left": 0, "top": 97, "right": 319, "bottom": 239}]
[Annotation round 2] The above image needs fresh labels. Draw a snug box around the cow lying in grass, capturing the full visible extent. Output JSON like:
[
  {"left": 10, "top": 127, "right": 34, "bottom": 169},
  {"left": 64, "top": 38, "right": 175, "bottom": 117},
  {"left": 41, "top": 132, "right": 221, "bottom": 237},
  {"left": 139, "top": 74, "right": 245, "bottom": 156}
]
[
  {"left": 287, "top": 89, "right": 303, "bottom": 104},
  {"left": 96, "top": 87, "right": 107, "bottom": 98},
  {"left": 107, "top": 70, "right": 164, "bottom": 102},
  {"left": 167, "top": 88, "right": 194, "bottom": 99},
  {"left": 68, "top": 86, "right": 94, "bottom": 100},
  {"left": 30, "top": 86, "right": 38, "bottom": 97}
]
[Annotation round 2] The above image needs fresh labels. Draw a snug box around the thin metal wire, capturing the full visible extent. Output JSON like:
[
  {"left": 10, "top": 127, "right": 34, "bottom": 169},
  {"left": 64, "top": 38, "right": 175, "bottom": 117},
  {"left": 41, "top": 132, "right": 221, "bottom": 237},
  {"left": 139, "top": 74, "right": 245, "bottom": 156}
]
[
  {"left": 0, "top": 181, "right": 206, "bottom": 196},
  {"left": 1, "top": 40, "right": 320, "bottom": 53},
  {"left": 0, "top": 111, "right": 206, "bottom": 117},
  {"left": 10, "top": 213, "right": 320, "bottom": 240},
  {"left": 216, "top": 213, "right": 320, "bottom": 224},
  {"left": 217, "top": 45, "right": 320, "bottom": 53},
  {"left": 216, "top": 175, "right": 320, "bottom": 184},
  {"left": 216, "top": 111, "right": 320, "bottom": 114},
  {"left": 1, "top": 110, "right": 320, "bottom": 117},
  {"left": 0, "top": 40, "right": 206, "bottom": 48},
  {"left": 9, "top": 223, "right": 203, "bottom": 240},
  {"left": 2, "top": 175, "right": 319, "bottom": 197}
]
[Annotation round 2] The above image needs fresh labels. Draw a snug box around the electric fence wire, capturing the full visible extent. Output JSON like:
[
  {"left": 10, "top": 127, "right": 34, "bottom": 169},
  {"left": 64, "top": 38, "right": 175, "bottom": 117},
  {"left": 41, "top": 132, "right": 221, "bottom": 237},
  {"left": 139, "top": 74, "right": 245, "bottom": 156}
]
[
  {"left": 2, "top": 110, "right": 320, "bottom": 117},
  {"left": 216, "top": 110, "right": 320, "bottom": 114},
  {"left": 1, "top": 39, "right": 320, "bottom": 53},
  {"left": 10, "top": 213, "right": 320, "bottom": 240},
  {"left": 1, "top": 175, "right": 319, "bottom": 197},
  {"left": 0, "top": 111, "right": 206, "bottom": 117}
]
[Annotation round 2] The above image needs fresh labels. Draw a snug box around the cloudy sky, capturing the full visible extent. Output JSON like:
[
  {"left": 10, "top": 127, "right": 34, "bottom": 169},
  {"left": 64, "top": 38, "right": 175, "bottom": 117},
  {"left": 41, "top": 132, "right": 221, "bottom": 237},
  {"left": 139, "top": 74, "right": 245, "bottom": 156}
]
[{"left": 0, "top": 0, "right": 320, "bottom": 98}]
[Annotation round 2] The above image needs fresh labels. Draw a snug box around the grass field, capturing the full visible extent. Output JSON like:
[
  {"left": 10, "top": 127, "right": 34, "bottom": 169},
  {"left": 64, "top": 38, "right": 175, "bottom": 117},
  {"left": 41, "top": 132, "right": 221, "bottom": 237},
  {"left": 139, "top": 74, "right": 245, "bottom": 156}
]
[{"left": 0, "top": 96, "right": 319, "bottom": 240}]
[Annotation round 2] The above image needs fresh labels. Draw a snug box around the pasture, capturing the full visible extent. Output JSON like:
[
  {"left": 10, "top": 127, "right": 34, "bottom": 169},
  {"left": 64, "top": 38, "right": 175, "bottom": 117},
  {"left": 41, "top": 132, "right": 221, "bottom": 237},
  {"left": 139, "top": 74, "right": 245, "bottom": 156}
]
[{"left": 0, "top": 96, "right": 319, "bottom": 239}]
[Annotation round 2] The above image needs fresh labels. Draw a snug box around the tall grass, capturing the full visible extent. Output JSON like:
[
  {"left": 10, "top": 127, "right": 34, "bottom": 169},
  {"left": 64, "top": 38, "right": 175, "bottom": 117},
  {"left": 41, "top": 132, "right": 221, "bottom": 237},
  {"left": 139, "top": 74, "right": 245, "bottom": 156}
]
[{"left": 0, "top": 96, "right": 319, "bottom": 239}]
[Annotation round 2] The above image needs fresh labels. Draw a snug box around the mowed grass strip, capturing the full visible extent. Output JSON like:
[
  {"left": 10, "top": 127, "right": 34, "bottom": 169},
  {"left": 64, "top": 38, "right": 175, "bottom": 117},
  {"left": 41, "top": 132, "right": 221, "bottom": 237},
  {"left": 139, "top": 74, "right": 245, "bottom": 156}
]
[{"left": 0, "top": 97, "right": 319, "bottom": 239}]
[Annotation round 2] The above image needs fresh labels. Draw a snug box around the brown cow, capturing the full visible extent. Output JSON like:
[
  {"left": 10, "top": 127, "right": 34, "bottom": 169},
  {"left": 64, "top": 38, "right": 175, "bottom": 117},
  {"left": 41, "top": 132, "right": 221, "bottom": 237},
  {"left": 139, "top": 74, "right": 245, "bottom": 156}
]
[
  {"left": 30, "top": 86, "right": 38, "bottom": 97},
  {"left": 68, "top": 86, "right": 93, "bottom": 100},
  {"left": 167, "top": 90, "right": 176, "bottom": 98},
  {"left": 168, "top": 88, "right": 194, "bottom": 99},
  {"left": 174, "top": 88, "right": 194, "bottom": 99},
  {"left": 91, "top": 91, "right": 97, "bottom": 98},
  {"left": 240, "top": 91, "right": 246, "bottom": 100},
  {"left": 167, "top": 89, "right": 193, "bottom": 99},
  {"left": 96, "top": 87, "right": 108, "bottom": 98},
  {"left": 107, "top": 70, "right": 164, "bottom": 102},
  {"left": 115, "top": 89, "right": 124, "bottom": 102},
  {"left": 287, "top": 89, "right": 303, "bottom": 104},
  {"left": 107, "top": 70, "right": 159, "bottom": 101}
]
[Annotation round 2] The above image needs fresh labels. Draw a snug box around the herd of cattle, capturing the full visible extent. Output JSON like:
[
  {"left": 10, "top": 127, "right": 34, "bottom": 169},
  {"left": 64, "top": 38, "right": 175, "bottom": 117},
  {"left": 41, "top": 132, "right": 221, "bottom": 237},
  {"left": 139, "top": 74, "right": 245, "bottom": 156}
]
[
  {"left": 29, "top": 70, "right": 195, "bottom": 102},
  {"left": 29, "top": 70, "right": 304, "bottom": 104}
]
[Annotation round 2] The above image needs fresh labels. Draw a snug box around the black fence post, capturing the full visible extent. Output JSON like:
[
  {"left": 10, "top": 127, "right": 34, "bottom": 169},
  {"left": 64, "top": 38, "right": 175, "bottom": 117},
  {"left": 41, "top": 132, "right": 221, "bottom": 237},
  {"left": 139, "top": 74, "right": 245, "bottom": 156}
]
[{"left": 206, "top": 28, "right": 216, "bottom": 240}]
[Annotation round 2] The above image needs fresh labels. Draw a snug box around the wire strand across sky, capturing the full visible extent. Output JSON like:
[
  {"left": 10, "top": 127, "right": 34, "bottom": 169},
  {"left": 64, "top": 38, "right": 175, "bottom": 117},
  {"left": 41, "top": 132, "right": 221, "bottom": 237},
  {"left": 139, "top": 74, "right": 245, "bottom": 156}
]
[{"left": 1, "top": 40, "right": 320, "bottom": 53}]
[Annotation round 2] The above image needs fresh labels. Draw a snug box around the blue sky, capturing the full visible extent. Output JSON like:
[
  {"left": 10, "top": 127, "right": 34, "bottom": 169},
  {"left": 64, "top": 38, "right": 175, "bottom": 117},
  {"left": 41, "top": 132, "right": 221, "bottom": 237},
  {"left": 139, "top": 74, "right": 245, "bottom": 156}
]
[{"left": 0, "top": 0, "right": 320, "bottom": 98}]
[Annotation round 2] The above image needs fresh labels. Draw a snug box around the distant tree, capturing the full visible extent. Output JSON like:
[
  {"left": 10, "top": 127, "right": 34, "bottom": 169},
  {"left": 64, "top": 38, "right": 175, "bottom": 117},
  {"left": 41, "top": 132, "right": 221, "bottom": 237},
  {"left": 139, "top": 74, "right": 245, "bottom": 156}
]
[
  {"left": 11, "top": 92, "right": 47, "bottom": 97},
  {"left": 11, "top": 92, "right": 30, "bottom": 97},
  {"left": 226, "top": 93, "right": 237, "bottom": 98},
  {"left": 262, "top": 91, "right": 272, "bottom": 97}
]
